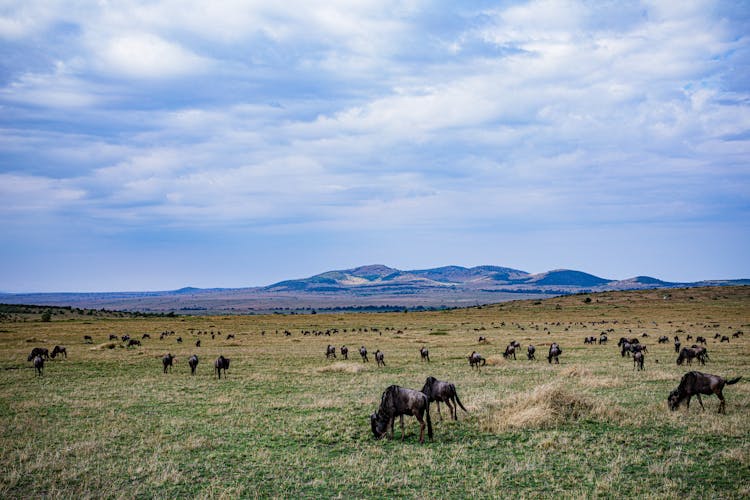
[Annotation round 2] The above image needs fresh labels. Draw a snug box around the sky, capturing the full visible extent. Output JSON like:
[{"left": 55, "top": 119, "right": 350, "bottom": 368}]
[{"left": 1, "top": 0, "right": 749, "bottom": 292}]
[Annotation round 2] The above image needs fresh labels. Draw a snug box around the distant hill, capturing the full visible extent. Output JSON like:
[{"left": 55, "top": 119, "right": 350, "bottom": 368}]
[{"left": 1, "top": 264, "right": 747, "bottom": 314}]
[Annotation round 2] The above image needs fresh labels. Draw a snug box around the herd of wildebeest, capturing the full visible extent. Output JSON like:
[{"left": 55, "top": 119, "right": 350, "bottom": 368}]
[{"left": 24, "top": 320, "right": 744, "bottom": 443}]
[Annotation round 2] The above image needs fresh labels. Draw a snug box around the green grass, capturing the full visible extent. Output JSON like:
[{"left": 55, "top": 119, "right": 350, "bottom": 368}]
[{"left": 1, "top": 286, "right": 749, "bottom": 497}]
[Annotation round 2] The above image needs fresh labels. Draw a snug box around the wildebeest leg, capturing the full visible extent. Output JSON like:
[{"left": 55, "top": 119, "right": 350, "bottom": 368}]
[
  {"left": 389, "top": 417, "right": 395, "bottom": 440},
  {"left": 444, "top": 399, "right": 455, "bottom": 420},
  {"left": 696, "top": 394, "right": 705, "bottom": 411},
  {"left": 415, "top": 413, "right": 426, "bottom": 443},
  {"left": 436, "top": 401, "right": 442, "bottom": 421},
  {"left": 685, "top": 395, "right": 691, "bottom": 410}
]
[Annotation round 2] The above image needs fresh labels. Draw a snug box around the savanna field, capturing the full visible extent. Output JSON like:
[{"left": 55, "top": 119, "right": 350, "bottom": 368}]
[{"left": 1, "top": 287, "right": 749, "bottom": 498}]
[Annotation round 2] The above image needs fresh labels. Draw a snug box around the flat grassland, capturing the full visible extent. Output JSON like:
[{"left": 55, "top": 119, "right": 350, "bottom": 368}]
[{"left": 1, "top": 287, "right": 748, "bottom": 498}]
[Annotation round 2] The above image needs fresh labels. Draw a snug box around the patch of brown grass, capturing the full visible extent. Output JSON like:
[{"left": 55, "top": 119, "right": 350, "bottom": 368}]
[
  {"left": 316, "top": 362, "right": 368, "bottom": 374},
  {"left": 91, "top": 342, "right": 117, "bottom": 350}
]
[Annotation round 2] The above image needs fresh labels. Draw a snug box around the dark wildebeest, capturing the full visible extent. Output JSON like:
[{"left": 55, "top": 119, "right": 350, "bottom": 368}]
[
  {"left": 631, "top": 343, "right": 648, "bottom": 354},
  {"left": 27, "top": 347, "right": 49, "bottom": 361},
  {"left": 370, "top": 385, "right": 433, "bottom": 443},
  {"left": 468, "top": 351, "right": 485, "bottom": 369},
  {"left": 226, "top": 334, "right": 235, "bottom": 340},
  {"left": 721, "top": 336, "right": 730, "bottom": 343},
  {"left": 375, "top": 350, "right": 385, "bottom": 367},
  {"left": 658, "top": 335, "right": 669, "bottom": 344},
  {"left": 527, "top": 345, "right": 536, "bottom": 360},
  {"left": 674, "top": 339, "right": 681, "bottom": 354},
  {"left": 214, "top": 355, "right": 230, "bottom": 379},
  {"left": 340, "top": 345, "right": 349, "bottom": 360},
  {"left": 620, "top": 340, "right": 632, "bottom": 357},
  {"left": 109, "top": 334, "right": 118, "bottom": 341},
  {"left": 599, "top": 334, "right": 608, "bottom": 344},
  {"left": 162, "top": 353, "right": 175, "bottom": 374},
  {"left": 503, "top": 344, "right": 517, "bottom": 360},
  {"left": 176, "top": 337, "right": 183, "bottom": 343},
  {"left": 668, "top": 371, "right": 742, "bottom": 414},
  {"left": 478, "top": 336, "right": 487, "bottom": 343},
  {"left": 326, "top": 345, "right": 336, "bottom": 359},
  {"left": 33, "top": 355, "right": 44, "bottom": 377},
  {"left": 584, "top": 336, "right": 596, "bottom": 345},
  {"left": 359, "top": 346, "right": 369, "bottom": 363},
  {"left": 121, "top": 335, "right": 130, "bottom": 342},
  {"left": 421, "top": 376, "right": 467, "bottom": 421},
  {"left": 676, "top": 346, "right": 708, "bottom": 366},
  {"left": 195, "top": 340, "right": 201, "bottom": 348},
  {"left": 420, "top": 347, "right": 430, "bottom": 362},
  {"left": 142, "top": 333, "right": 151, "bottom": 339},
  {"left": 84, "top": 335, "right": 93, "bottom": 343},
  {"left": 188, "top": 354, "right": 199, "bottom": 375},
  {"left": 633, "top": 350, "right": 644, "bottom": 370},
  {"left": 127, "top": 339, "right": 141, "bottom": 348},
  {"left": 51, "top": 345, "right": 67, "bottom": 359},
  {"left": 548, "top": 343, "right": 562, "bottom": 364},
  {"left": 696, "top": 336, "right": 707, "bottom": 345}
]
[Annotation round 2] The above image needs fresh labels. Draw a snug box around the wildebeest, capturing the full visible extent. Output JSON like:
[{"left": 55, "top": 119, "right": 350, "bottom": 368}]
[
  {"left": 720, "top": 336, "right": 730, "bottom": 343},
  {"left": 468, "top": 351, "right": 485, "bottom": 369},
  {"left": 599, "top": 334, "right": 608, "bottom": 344},
  {"left": 226, "top": 334, "right": 235, "bottom": 340},
  {"left": 478, "top": 336, "right": 487, "bottom": 343},
  {"left": 421, "top": 376, "right": 467, "bottom": 421},
  {"left": 375, "top": 350, "right": 385, "bottom": 367},
  {"left": 326, "top": 345, "right": 336, "bottom": 359},
  {"left": 527, "top": 345, "right": 536, "bottom": 360},
  {"left": 84, "top": 335, "right": 93, "bottom": 343},
  {"left": 658, "top": 335, "right": 669, "bottom": 344},
  {"left": 27, "top": 347, "right": 49, "bottom": 361},
  {"left": 340, "top": 345, "right": 349, "bottom": 360},
  {"left": 359, "top": 346, "right": 369, "bottom": 362},
  {"left": 633, "top": 350, "right": 644, "bottom": 370},
  {"left": 176, "top": 337, "right": 183, "bottom": 343},
  {"left": 674, "top": 339, "right": 681, "bottom": 353},
  {"left": 109, "top": 334, "right": 118, "bottom": 341},
  {"left": 214, "top": 355, "right": 230, "bottom": 379},
  {"left": 503, "top": 344, "right": 517, "bottom": 360},
  {"left": 188, "top": 354, "right": 199, "bottom": 375},
  {"left": 162, "top": 353, "right": 175, "bottom": 374},
  {"left": 195, "top": 340, "right": 201, "bottom": 348},
  {"left": 677, "top": 347, "right": 708, "bottom": 366},
  {"left": 668, "top": 371, "right": 742, "bottom": 414},
  {"left": 33, "top": 355, "right": 44, "bottom": 376},
  {"left": 420, "top": 347, "right": 430, "bottom": 362},
  {"left": 620, "top": 340, "right": 632, "bottom": 357},
  {"left": 127, "top": 339, "right": 141, "bottom": 348},
  {"left": 370, "top": 385, "right": 433, "bottom": 443},
  {"left": 51, "top": 345, "right": 67, "bottom": 359},
  {"left": 696, "top": 336, "right": 707, "bottom": 345},
  {"left": 548, "top": 343, "right": 562, "bottom": 364},
  {"left": 584, "top": 336, "right": 597, "bottom": 344},
  {"left": 142, "top": 333, "right": 151, "bottom": 339},
  {"left": 121, "top": 335, "right": 130, "bottom": 342}
]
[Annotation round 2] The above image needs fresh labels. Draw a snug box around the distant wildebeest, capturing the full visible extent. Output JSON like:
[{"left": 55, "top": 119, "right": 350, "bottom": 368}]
[
  {"left": 584, "top": 336, "right": 596, "bottom": 345},
  {"left": 674, "top": 339, "right": 681, "bottom": 354},
  {"left": 548, "top": 343, "right": 562, "bottom": 364},
  {"left": 109, "top": 334, "right": 118, "bottom": 341},
  {"left": 214, "top": 355, "right": 230, "bottom": 379},
  {"left": 370, "top": 385, "right": 433, "bottom": 443},
  {"left": 340, "top": 345, "right": 348, "bottom": 360},
  {"left": 359, "top": 346, "right": 369, "bottom": 362},
  {"left": 51, "top": 345, "right": 67, "bottom": 359},
  {"left": 620, "top": 340, "right": 632, "bottom": 357},
  {"left": 375, "top": 350, "right": 385, "bottom": 367},
  {"left": 527, "top": 345, "right": 536, "bottom": 360},
  {"left": 668, "top": 371, "right": 742, "bottom": 414},
  {"left": 121, "top": 335, "right": 130, "bottom": 342},
  {"left": 631, "top": 343, "right": 648, "bottom": 354},
  {"left": 676, "top": 347, "right": 708, "bottom": 366},
  {"left": 468, "top": 351, "right": 485, "bottom": 369},
  {"left": 326, "top": 345, "right": 336, "bottom": 359},
  {"left": 33, "top": 355, "right": 44, "bottom": 377},
  {"left": 195, "top": 339, "right": 201, "bottom": 348},
  {"left": 176, "top": 337, "right": 183, "bottom": 343},
  {"left": 503, "top": 344, "right": 517, "bottom": 360},
  {"left": 696, "top": 336, "right": 707, "bottom": 345},
  {"left": 84, "top": 335, "right": 93, "bottom": 343},
  {"left": 658, "top": 335, "right": 669, "bottom": 344},
  {"left": 420, "top": 347, "right": 430, "bottom": 362},
  {"left": 599, "top": 334, "right": 608, "bottom": 344},
  {"left": 127, "top": 339, "right": 141, "bottom": 348},
  {"left": 142, "top": 333, "right": 151, "bottom": 339},
  {"left": 188, "top": 355, "right": 199, "bottom": 375},
  {"left": 720, "top": 336, "right": 730, "bottom": 343},
  {"left": 162, "top": 353, "right": 175, "bottom": 374},
  {"left": 686, "top": 335, "right": 693, "bottom": 341},
  {"left": 27, "top": 347, "right": 49, "bottom": 361},
  {"left": 478, "top": 336, "right": 487, "bottom": 343},
  {"left": 421, "top": 376, "right": 467, "bottom": 421},
  {"left": 226, "top": 334, "right": 235, "bottom": 340},
  {"left": 633, "top": 350, "right": 644, "bottom": 370}
]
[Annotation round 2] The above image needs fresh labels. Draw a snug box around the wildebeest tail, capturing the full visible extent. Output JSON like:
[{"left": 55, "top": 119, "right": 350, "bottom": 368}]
[
  {"left": 726, "top": 376, "right": 742, "bottom": 385},
  {"left": 453, "top": 386, "right": 468, "bottom": 413},
  {"left": 480, "top": 358, "right": 486, "bottom": 366}
]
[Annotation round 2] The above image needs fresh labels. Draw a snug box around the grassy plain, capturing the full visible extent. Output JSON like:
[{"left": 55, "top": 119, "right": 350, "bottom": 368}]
[{"left": 1, "top": 287, "right": 749, "bottom": 498}]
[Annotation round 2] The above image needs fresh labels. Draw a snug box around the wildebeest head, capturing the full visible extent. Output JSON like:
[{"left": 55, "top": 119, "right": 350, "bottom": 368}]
[
  {"left": 421, "top": 376, "right": 437, "bottom": 397},
  {"left": 370, "top": 412, "right": 388, "bottom": 439},
  {"left": 667, "top": 389, "right": 681, "bottom": 411}
]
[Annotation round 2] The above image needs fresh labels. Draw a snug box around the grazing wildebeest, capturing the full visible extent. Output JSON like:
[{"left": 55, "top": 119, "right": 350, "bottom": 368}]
[
  {"left": 127, "top": 339, "right": 141, "bottom": 348},
  {"left": 340, "top": 345, "right": 349, "bottom": 360},
  {"left": 176, "top": 337, "right": 183, "bottom": 343},
  {"left": 214, "top": 355, "right": 230, "bottom": 379},
  {"left": 51, "top": 345, "right": 67, "bottom": 359},
  {"left": 468, "top": 351, "right": 485, "bottom": 369},
  {"left": 668, "top": 371, "right": 742, "bottom": 414},
  {"left": 584, "top": 336, "right": 596, "bottom": 345},
  {"left": 188, "top": 354, "right": 199, "bottom": 375},
  {"left": 631, "top": 343, "right": 648, "bottom": 354},
  {"left": 658, "top": 335, "right": 669, "bottom": 344},
  {"left": 599, "top": 334, "right": 608, "bottom": 345},
  {"left": 359, "top": 346, "right": 369, "bottom": 363},
  {"left": 33, "top": 355, "right": 44, "bottom": 377},
  {"left": 195, "top": 339, "right": 201, "bottom": 347},
  {"left": 27, "top": 347, "right": 49, "bottom": 361},
  {"left": 226, "top": 334, "right": 235, "bottom": 340},
  {"left": 633, "top": 350, "right": 644, "bottom": 370},
  {"left": 696, "top": 336, "right": 707, "bottom": 345},
  {"left": 548, "top": 343, "right": 562, "bottom": 364},
  {"left": 677, "top": 347, "right": 708, "bottom": 366},
  {"left": 109, "top": 334, "right": 118, "bottom": 341},
  {"left": 478, "top": 336, "right": 487, "bottom": 343},
  {"left": 420, "top": 347, "right": 430, "bottom": 362},
  {"left": 721, "top": 336, "right": 730, "bottom": 343},
  {"left": 162, "top": 353, "right": 175, "bottom": 374},
  {"left": 503, "top": 344, "right": 517, "bottom": 360},
  {"left": 142, "top": 333, "right": 151, "bottom": 339},
  {"left": 121, "top": 335, "right": 130, "bottom": 342},
  {"left": 84, "top": 335, "right": 93, "bottom": 343},
  {"left": 370, "top": 385, "right": 433, "bottom": 443},
  {"left": 375, "top": 350, "right": 385, "bottom": 367},
  {"left": 527, "top": 345, "right": 536, "bottom": 360},
  {"left": 421, "top": 376, "right": 467, "bottom": 421},
  {"left": 326, "top": 345, "right": 336, "bottom": 359}
]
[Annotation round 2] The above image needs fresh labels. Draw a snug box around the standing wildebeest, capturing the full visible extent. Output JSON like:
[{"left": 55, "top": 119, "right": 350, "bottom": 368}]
[
  {"left": 359, "top": 346, "right": 369, "bottom": 362},
  {"left": 162, "top": 353, "right": 175, "bottom": 373},
  {"left": 658, "top": 335, "right": 669, "bottom": 344},
  {"left": 668, "top": 371, "right": 742, "bottom": 414},
  {"left": 527, "top": 345, "right": 536, "bottom": 360},
  {"left": 27, "top": 347, "right": 49, "bottom": 361},
  {"left": 677, "top": 346, "right": 708, "bottom": 366},
  {"left": 421, "top": 376, "right": 467, "bottom": 421},
  {"left": 84, "top": 335, "right": 93, "bottom": 343},
  {"left": 503, "top": 344, "right": 517, "bottom": 360},
  {"left": 109, "top": 334, "right": 118, "bottom": 341},
  {"left": 599, "top": 334, "right": 608, "bottom": 344},
  {"left": 370, "top": 385, "right": 433, "bottom": 443},
  {"left": 33, "top": 355, "right": 44, "bottom": 376},
  {"left": 468, "top": 351, "right": 485, "bottom": 369},
  {"left": 127, "top": 339, "right": 141, "bottom": 348},
  {"left": 51, "top": 345, "right": 67, "bottom": 359},
  {"left": 633, "top": 350, "right": 644, "bottom": 370},
  {"left": 478, "top": 336, "right": 487, "bottom": 343},
  {"left": 721, "top": 336, "right": 730, "bottom": 343},
  {"left": 420, "top": 347, "right": 430, "bottom": 362},
  {"left": 674, "top": 339, "right": 681, "bottom": 354},
  {"left": 188, "top": 354, "right": 199, "bottom": 375},
  {"left": 696, "top": 336, "right": 707, "bottom": 345},
  {"left": 584, "top": 336, "right": 597, "bottom": 345},
  {"left": 375, "top": 350, "right": 385, "bottom": 367},
  {"left": 326, "top": 345, "right": 336, "bottom": 359},
  {"left": 214, "top": 355, "right": 230, "bottom": 379},
  {"left": 548, "top": 343, "right": 562, "bottom": 364},
  {"left": 176, "top": 337, "right": 183, "bottom": 343},
  {"left": 340, "top": 345, "right": 349, "bottom": 360},
  {"left": 121, "top": 335, "right": 130, "bottom": 342},
  {"left": 142, "top": 333, "right": 151, "bottom": 339},
  {"left": 195, "top": 340, "right": 201, "bottom": 348}
]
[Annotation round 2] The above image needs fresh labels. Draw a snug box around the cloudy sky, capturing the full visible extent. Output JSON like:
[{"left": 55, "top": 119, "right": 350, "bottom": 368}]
[{"left": 1, "top": 0, "right": 748, "bottom": 292}]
